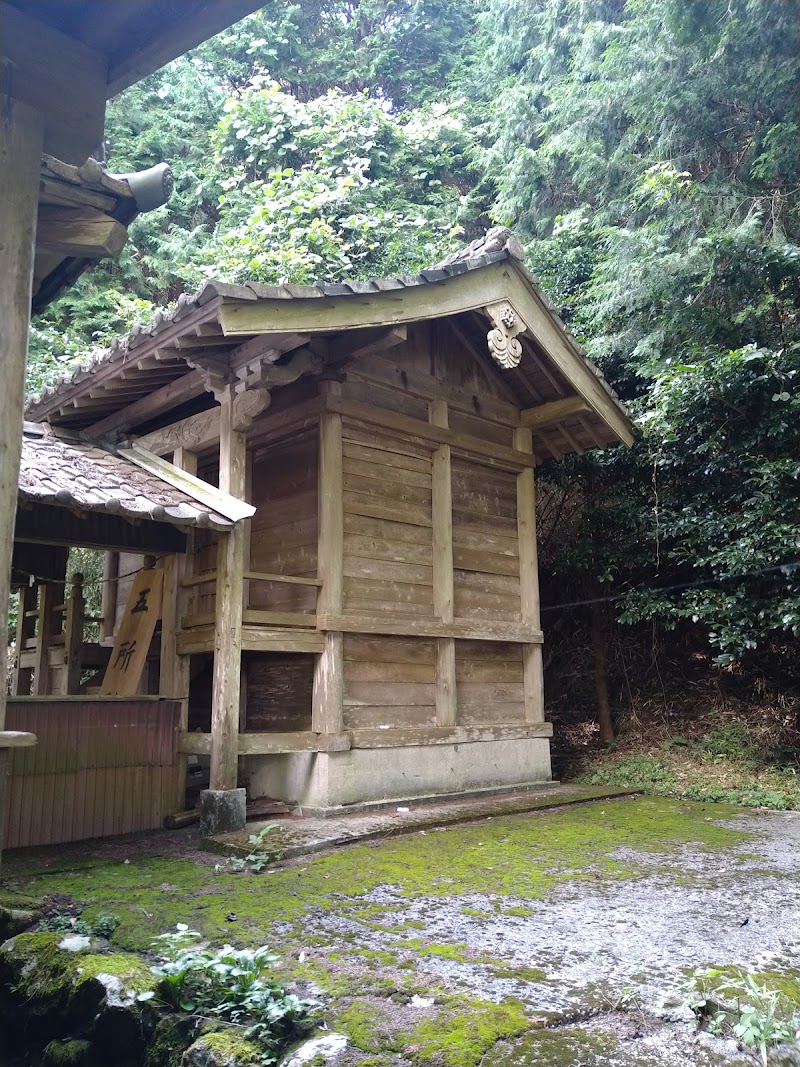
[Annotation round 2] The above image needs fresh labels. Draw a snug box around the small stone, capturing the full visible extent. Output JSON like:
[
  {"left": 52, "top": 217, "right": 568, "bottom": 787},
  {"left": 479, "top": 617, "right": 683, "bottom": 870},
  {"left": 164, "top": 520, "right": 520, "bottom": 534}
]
[
  {"left": 410, "top": 995, "right": 434, "bottom": 1008},
  {"left": 58, "top": 934, "right": 92, "bottom": 953},
  {"left": 279, "top": 1032, "right": 348, "bottom": 1066}
]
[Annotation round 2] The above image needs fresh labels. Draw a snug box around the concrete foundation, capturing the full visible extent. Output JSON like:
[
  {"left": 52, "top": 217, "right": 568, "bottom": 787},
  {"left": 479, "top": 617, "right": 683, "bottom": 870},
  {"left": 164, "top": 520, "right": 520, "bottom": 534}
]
[
  {"left": 199, "top": 787, "right": 247, "bottom": 835},
  {"left": 243, "top": 738, "right": 552, "bottom": 814}
]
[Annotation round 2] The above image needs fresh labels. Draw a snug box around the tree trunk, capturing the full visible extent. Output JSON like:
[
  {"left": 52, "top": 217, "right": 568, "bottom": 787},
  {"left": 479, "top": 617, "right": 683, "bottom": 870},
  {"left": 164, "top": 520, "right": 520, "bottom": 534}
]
[{"left": 590, "top": 599, "right": 615, "bottom": 743}]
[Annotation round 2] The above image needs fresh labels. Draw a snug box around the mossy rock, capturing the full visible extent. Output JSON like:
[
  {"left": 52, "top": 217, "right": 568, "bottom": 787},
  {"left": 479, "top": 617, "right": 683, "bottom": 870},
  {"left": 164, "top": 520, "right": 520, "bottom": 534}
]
[
  {"left": 182, "top": 1028, "right": 264, "bottom": 1066},
  {"left": 0, "top": 930, "right": 157, "bottom": 1055},
  {"left": 145, "top": 1015, "right": 206, "bottom": 1067},
  {"left": 42, "top": 1038, "right": 93, "bottom": 1067},
  {"left": 0, "top": 903, "right": 40, "bottom": 941}
]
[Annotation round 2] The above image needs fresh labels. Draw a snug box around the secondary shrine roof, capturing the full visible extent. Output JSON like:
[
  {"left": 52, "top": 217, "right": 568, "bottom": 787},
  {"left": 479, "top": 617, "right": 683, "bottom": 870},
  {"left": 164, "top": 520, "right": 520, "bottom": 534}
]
[
  {"left": 19, "top": 423, "right": 245, "bottom": 531},
  {"left": 25, "top": 231, "right": 635, "bottom": 462}
]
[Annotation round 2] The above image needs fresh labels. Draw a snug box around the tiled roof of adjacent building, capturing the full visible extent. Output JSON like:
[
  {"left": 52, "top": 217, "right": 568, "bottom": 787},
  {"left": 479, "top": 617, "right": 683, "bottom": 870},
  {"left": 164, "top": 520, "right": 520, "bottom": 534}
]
[{"left": 19, "top": 423, "right": 238, "bottom": 530}]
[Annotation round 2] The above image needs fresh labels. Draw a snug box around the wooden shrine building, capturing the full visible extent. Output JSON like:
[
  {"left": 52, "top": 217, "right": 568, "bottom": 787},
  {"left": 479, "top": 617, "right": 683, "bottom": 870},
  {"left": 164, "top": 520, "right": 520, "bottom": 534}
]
[{"left": 19, "top": 231, "right": 634, "bottom": 829}]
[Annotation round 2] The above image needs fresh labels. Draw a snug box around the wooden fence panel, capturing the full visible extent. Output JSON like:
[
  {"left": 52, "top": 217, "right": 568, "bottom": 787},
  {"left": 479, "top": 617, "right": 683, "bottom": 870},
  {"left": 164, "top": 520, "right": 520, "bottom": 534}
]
[{"left": 3, "top": 698, "right": 181, "bottom": 848}]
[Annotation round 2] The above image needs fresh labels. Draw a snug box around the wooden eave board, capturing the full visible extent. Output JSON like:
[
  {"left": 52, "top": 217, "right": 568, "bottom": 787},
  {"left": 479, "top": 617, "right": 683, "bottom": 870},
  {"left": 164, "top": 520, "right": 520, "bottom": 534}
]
[
  {"left": 215, "top": 261, "right": 633, "bottom": 447},
  {"left": 31, "top": 257, "right": 633, "bottom": 451},
  {"left": 4, "top": 1, "right": 264, "bottom": 99}
]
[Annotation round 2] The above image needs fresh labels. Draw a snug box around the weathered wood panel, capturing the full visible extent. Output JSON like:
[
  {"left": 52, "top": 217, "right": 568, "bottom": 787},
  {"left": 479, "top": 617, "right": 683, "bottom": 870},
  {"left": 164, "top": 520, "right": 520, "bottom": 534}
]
[
  {"left": 245, "top": 654, "right": 314, "bottom": 732},
  {"left": 249, "top": 430, "right": 318, "bottom": 614},
  {"left": 341, "top": 424, "right": 434, "bottom": 619},
  {"left": 342, "top": 634, "right": 436, "bottom": 729},
  {"left": 4, "top": 698, "right": 181, "bottom": 848},
  {"left": 455, "top": 641, "right": 525, "bottom": 725},
  {"left": 451, "top": 458, "right": 521, "bottom": 621}
]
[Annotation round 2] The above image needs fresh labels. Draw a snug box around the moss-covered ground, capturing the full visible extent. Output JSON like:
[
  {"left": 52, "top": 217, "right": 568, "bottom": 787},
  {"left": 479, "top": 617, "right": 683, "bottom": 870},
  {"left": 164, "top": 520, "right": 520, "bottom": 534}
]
[{"left": 2, "top": 796, "right": 798, "bottom": 1066}]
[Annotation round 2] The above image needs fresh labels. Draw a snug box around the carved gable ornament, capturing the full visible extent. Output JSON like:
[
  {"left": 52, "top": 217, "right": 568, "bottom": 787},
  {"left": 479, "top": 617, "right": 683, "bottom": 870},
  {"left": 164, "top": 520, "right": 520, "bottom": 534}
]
[{"left": 484, "top": 301, "right": 527, "bottom": 369}]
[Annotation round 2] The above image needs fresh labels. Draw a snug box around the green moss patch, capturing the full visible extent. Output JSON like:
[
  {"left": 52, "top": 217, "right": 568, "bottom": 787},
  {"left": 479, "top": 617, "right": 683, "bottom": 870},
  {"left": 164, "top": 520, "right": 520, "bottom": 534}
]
[{"left": 0, "top": 798, "right": 755, "bottom": 958}]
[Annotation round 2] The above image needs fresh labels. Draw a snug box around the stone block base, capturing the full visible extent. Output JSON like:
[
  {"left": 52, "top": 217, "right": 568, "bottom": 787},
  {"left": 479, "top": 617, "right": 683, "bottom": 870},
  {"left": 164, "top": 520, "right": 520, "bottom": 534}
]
[
  {"left": 199, "top": 788, "right": 247, "bottom": 835},
  {"left": 244, "top": 737, "right": 552, "bottom": 814}
]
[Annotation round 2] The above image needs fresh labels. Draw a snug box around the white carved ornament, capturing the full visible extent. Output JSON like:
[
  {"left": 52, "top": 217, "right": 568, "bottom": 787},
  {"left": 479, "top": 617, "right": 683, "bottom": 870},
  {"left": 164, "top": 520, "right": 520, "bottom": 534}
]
[{"left": 485, "top": 301, "right": 527, "bottom": 369}]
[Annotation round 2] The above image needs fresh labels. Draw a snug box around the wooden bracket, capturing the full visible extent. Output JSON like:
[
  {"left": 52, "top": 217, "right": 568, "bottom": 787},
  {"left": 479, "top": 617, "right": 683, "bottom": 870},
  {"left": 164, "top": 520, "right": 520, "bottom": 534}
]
[
  {"left": 185, "top": 355, "right": 236, "bottom": 400},
  {"left": 484, "top": 301, "right": 527, "bottom": 369},
  {"left": 519, "top": 395, "right": 590, "bottom": 429},
  {"left": 232, "top": 386, "right": 271, "bottom": 432}
]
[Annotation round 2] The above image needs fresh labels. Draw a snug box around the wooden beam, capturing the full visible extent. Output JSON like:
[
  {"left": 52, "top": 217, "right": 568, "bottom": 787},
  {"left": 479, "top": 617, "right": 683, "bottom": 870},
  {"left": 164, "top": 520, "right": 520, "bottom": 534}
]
[
  {"left": 210, "top": 389, "right": 247, "bottom": 791},
  {"left": 514, "top": 427, "right": 545, "bottom": 725},
  {"left": 328, "top": 325, "right": 407, "bottom": 364},
  {"left": 429, "top": 399, "right": 456, "bottom": 728},
  {"left": 313, "top": 382, "right": 345, "bottom": 734},
  {"left": 86, "top": 370, "right": 205, "bottom": 439},
  {"left": 238, "top": 731, "right": 350, "bottom": 756},
  {"left": 318, "top": 613, "right": 543, "bottom": 643},
  {"left": 349, "top": 723, "right": 553, "bottom": 748},
  {"left": 36, "top": 205, "right": 128, "bottom": 259},
  {"left": 178, "top": 730, "right": 351, "bottom": 756},
  {"left": 0, "top": 95, "right": 43, "bottom": 729},
  {"left": 519, "top": 396, "right": 590, "bottom": 429},
  {"left": 0, "top": 4, "right": 106, "bottom": 163},
  {"left": 177, "top": 625, "right": 325, "bottom": 656},
  {"left": 136, "top": 405, "right": 221, "bottom": 457},
  {"left": 217, "top": 264, "right": 513, "bottom": 337},
  {"left": 326, "top": 395, "right": 536, "bottom": 471}
]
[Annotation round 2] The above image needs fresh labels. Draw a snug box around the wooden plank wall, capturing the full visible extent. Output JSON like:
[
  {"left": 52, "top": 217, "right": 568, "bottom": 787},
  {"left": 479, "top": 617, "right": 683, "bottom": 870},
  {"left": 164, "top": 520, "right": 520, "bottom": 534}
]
[
  {"left": 341, "top": 421, "right": 434, "bottom": 619},
  {"left": 4, "top": 698, "right": 181, "bottom": 848},
  {"left": 249, "top": 430, "right": 318, "bottom": 613},
  {"left": 246, "top": 653, "right": 314, "bottom": 731},
  {"left": 451, "top": 458, "right": 522, "bottom": 621},
  {"left": 343, "top": 634, "right": 437, "bottom": 729},
  {"left": 455, "top": 640, "right": 525, "bottom": 725}
]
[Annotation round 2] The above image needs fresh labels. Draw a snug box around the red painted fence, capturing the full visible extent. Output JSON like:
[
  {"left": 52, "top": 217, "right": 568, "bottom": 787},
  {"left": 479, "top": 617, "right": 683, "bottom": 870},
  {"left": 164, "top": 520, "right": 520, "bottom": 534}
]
[{"left": 3, "top": 698, "right": 182, "bottom": 848}]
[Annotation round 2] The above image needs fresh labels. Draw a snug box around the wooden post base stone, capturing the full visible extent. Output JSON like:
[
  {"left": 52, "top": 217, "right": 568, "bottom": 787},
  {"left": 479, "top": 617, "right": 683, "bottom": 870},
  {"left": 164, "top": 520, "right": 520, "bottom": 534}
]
[{"left": 199, "top": 787, "right": 247, "bottom": 836}]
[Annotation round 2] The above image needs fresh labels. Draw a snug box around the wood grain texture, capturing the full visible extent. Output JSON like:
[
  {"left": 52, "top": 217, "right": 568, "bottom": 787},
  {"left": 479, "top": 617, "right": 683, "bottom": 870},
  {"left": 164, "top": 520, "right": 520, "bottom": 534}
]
[{"left": 210, "top": 390, "right": 246, "bottom": 790}]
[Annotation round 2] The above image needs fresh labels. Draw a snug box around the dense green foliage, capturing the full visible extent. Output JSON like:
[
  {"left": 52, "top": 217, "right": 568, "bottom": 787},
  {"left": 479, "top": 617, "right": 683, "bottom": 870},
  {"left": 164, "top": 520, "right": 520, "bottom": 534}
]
[{"left": 29, "top": 0, "right": 800, "bottom": 670}]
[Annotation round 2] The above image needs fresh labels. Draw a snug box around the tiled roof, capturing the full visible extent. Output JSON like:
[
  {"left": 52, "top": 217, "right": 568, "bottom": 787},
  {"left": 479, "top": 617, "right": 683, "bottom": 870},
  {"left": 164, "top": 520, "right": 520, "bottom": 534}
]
[
  {"left": 26, "top": 230, "right": 623, "bottom": 417},
  {"left": 19, "top": 424, "right": 235, "bottom": 530}
]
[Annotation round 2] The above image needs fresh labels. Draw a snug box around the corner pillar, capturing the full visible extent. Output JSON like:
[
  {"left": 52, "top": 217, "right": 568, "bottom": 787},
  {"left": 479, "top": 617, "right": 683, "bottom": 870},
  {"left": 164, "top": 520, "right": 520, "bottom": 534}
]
[
  {"left": 210, "top": 390, "right": 246, "bottom": 811},
  {"left": 514, "top": 427, "right": 545, "bottom": 724},
  {"left": 430, "top": 399, "right": 456, "bottom": 726},
  {"left": 0, "top": 95, "right": 44, "bottom": 728},
  {"left": 313, "top": 382, "right": 344, "bottom": 735}
]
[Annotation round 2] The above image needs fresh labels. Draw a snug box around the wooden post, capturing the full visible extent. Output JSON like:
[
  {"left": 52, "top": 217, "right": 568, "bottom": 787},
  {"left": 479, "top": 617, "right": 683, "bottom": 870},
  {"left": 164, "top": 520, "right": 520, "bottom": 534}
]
[
  {"left": 12, "top": 582, "right": 37, "bottom": 695},
  {"left": 100, "top": 552, "right": 119, "bottom": 643},
  {"left": 33, "top": 582, "right": 60, "bottom": 695},
  {"left": 210, "top": 393, "right": 246, "bottom": 791},
  {"left": 313, "top": 382, "right": 344, "bottom": 734},
  {"left": 514, "top": 427, "right": 544, "bottom": 723},
  {"left": 62, "top": 573, "right": 85, "bottom": 695},
  {"left": 164, "top": 448, "right": 197, "bottom": 810},
  {"left": 0, "top": 95, "right": 44, "bottom": 728},
  {"left": 430, "top": 399, "right": 457, "bottom": 727}
]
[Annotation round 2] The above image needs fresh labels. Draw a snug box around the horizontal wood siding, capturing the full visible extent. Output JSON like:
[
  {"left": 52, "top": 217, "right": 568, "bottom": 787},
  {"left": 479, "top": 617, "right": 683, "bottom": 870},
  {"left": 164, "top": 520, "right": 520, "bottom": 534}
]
[
  {"left": 343, "top": 634, "right": 436, "bottom": 728},
  {"left": 341, "top": 422, "right": 434, "bottom": 619},
  {"left": 4, "top": 698, "right": 181, "bottom": 848},
  {"left": 451, "top": 457, "right": 521, "bottom": 621},
  {"left": 245, "top": 653, "right": 313, "bottom": 732},
  {"left": 249, "top": 430, "right": 318, "bottom": 613},
  {"left": 455, "top": 641, "right": 525, "bottom": 725}
]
